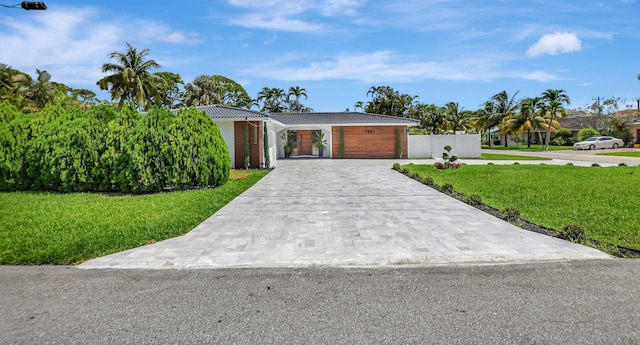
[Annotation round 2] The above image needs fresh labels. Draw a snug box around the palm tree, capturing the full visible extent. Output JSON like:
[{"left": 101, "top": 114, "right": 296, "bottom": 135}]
[
  {"left": 444, "top": 102, "right": 472, "bottom": 133},
  {"left": 287, "top": 86, "right": 307, "bottom": 103},
  {"left": 353, "top": 101, "right": 364, "bottom": 112},
  {"left": 540, "top": 89, "right": 570, "bottom": 150},
  {"left": 0, "top": 64, "right": 32, "bottom": 106},
  {"left": 257, "top": 87, "right": 286, "bottom": 112},
  {"left": 471, "top": 101, "right": 498, "bottom": 146},
  {"left": 97, "top": 42, "right": 165, "bottom": 110},
  {"left": 23, "top": 69, "right": 57, "bottom": 111},
  {"left": 488, "top": 90, "right": 520, "bottom": 147},
  {"left": 508, "top": 97, "right": 546, "bottom": 148}
]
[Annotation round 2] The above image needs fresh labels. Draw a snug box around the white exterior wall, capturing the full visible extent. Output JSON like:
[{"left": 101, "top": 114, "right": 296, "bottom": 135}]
[
  {"left": 408, "top": 134, "right": 481, "bottom": 159},
  {"left": 216, "top": 121, "right": 235, "bottom": 168},
  {"left": 266, "top": 122, "right": 277, "bottom": 168}
]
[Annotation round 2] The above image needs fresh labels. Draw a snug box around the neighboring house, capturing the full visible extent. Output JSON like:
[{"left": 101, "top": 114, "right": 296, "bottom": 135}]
[
  {"left": 555, "top": 117, "right": 599, "bottom": 141},
  {"left": 179, "top": 105, "right": 419, "bottom": 169},
  {"left": 628, "top": 120, "right": 640, "bottom": 146}
]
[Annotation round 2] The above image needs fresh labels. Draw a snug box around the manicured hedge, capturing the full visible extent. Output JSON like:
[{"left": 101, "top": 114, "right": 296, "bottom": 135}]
[{"left": 0, "top": 102, "right": 230, "bottom": 192}]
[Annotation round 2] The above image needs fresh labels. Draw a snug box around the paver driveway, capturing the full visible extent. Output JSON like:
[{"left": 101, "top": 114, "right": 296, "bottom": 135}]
[{"left": 80, "top": 159, "right": 610, "bottom": 269}]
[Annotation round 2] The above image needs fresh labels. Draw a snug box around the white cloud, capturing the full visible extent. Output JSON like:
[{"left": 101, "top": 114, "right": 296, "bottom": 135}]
[
  {"left": 0, "top": 6, "right": 199, "bottom": 88},
  {"left": 520, "top": 70, "right": 562, "bottom": 82},
  {"left": 226, "top": 0, "right": 362, "bottom": 31},
  {"left": 229, "top": 14, "right": 325, "bottom": 32},
  {"left": 241, "top": 50, "right": 561, "bottom": 83},
  {"left": 526, "top": 32, "right": 582, "bottom": 57}
]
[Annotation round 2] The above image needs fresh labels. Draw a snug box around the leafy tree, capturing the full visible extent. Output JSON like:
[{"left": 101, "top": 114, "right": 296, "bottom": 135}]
[
  {"left": 154, "top": 72, "right": 184, "bottom": 109},
  {"left": 97, "top": 42, "right": 165, "bottom": 111},
  {"left": 183, "top": 75, "right": 250, "bottom": 108},
  {"left": 364, "top": 85, "right": 418, "bottom": 117},
  {"left": 541, "top": 89, "right": 570, "bottom": 150},
  {"left": 74, "top": 89, "right": 98, "bottom": 109},
  {"left": 609, "top": 117, "right": 633, "bottom": 146}
]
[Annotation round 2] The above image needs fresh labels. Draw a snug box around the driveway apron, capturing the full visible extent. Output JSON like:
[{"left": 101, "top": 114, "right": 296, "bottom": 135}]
[{"left": 80, "top": 159, "right": 610, "bottom": 269}]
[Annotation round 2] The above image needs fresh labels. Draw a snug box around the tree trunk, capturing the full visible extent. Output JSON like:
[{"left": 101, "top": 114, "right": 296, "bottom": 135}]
[
  {"left": 527, "top": 132, "right": 531, "bottom": 148},
  {"left": 537, "top": 129, "right": 544, "bottom": 147},
  {"left": 544, "top": 126, "right": 552, "bottom": 150},
  {"left": 504, "top": 134, "right": 508, "bottom": 148}
]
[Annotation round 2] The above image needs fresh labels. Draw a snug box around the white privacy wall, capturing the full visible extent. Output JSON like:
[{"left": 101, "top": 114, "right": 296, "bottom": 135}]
[{"left": 408, "top": 134, "right": 481, "bottom": 159}]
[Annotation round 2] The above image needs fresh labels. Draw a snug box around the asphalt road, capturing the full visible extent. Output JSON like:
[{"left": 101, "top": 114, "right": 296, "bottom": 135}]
[
  {"left": 482, "top": 147, "right": 640, "bottom": 166},
  {"left": 3, "top": 260, "right": 640, "bottom": 344}
]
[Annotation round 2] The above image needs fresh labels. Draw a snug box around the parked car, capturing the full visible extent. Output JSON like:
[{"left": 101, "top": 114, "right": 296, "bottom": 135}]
[{"left": 573, "top": 136, "right": 624, "bottom": 150}]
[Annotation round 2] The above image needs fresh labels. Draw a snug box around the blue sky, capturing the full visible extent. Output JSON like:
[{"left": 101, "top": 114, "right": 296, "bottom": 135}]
[{"left": 1, "top": 0, "right": 639, "bottom": 112}]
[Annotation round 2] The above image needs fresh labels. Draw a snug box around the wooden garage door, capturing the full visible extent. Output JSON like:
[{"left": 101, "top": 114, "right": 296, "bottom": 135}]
[{"left": 331, "top": 126, "right": 407, "bottom": 159}]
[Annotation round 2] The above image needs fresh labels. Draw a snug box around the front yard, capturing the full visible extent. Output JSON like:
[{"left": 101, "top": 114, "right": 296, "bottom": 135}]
[
  {"left": 0, "top": 170, "right": 269, "bottom": 265},
  {"left": 401, "top": 163, "right": 640, "bottom": 252}
]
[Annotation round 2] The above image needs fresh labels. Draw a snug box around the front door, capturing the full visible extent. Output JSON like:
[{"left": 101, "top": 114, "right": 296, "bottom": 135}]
[{"left": 297, "top": 130, "right": 313, "bottom": 155}]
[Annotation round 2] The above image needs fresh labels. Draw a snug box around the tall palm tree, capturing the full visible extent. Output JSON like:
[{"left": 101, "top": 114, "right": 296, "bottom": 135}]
[
  {"left": 353, "top": 101, "right": 364, "bottom": 112},
  {"left": 97, "top": 42, "right": 165, "bottom": 110},
  {"left": 471, "top": 101, "right": 501, "bottom": 146},
  {"left": 444, "top": 102, "right": 472, "bottom": 133},
  {"left": 540, "top": 89, "right": 570, "bottom": 150},
  {"left": 287, "top": 86, "right": 308, "bottom": 112},
  {"left": 257, "top": 87, "right": 286, "bottom": 112},
  {"left": 488, "top": 90, "right": 520, "bottom": 147},
  {"left": 509, "top": 97, "right": 546, "bottom": 148}
]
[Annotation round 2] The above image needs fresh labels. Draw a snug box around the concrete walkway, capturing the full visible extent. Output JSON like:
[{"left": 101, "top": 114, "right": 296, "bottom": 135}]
[{"left": 80, "top": 159, "right": 610, "bottom": 269}]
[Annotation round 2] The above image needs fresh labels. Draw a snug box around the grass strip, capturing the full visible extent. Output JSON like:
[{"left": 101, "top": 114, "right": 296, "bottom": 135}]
[
  {"left": 0, "top": 170, "right": 269, "bottom": 265},
  {"left": 482, "top": 145, "right": 574, "bottom": 151},
  {"left": 596, "top": 151, "right": 640, "bottom": 158},
  {"left": 402, "top": 163, "right": 640, "bottom": 250},
  {"left": 477, "top": 153, "right": 551, "bottom": 161}
]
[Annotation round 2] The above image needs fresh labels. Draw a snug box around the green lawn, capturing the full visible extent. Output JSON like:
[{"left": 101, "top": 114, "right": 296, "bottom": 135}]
[
  {"left": 482, "top": 144, "right": 574, "bottom": 151},
  {"left": 0, "top": 170, "right": 269, "bottom": 265},
  {"left": 477, "top": 153, "right": 551, "bottom": 161},
  {"left": 597, "top": 151, "right": 640, "bottom": 158},
  {"left": 401, "top": 164, "right": 640, "bottom": 251}
]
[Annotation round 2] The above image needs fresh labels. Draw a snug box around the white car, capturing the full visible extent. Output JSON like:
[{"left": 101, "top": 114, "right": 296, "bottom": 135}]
[{"left": 573, "top": 136, "right": 624, "bottom": 150}]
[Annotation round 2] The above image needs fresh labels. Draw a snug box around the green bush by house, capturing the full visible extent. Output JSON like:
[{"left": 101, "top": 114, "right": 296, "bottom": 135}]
[{"left": 0, "top": 101, "right": 230, "bottom": 192}]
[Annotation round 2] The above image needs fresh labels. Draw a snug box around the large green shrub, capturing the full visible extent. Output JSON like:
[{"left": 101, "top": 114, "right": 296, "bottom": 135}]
[
  {"left": 0, "top": 104, "right": 34, "bottom": 190},
  {"left": 125, "top": 107, "right": 174, "bottom": 193},
  {"left": 0, "top": 100, "right": 18, "bottom": 124},
  {"left": 1, "top": 104, "right": 231, "bottom": 193},
  {"left": 578, "top": 127, "right": 600, "bottom": 141},
  {"left": 25, "top": 107, "right": 106, "bottom": 192},
  {"left": 98, "top": 105, "right": 140, "bottom": 191},
  {"left": 166, "top": 107, "right": 230, "bottom": 189},
  {"left": 554, "top": 128, "right": 572, "bottom": 141}
]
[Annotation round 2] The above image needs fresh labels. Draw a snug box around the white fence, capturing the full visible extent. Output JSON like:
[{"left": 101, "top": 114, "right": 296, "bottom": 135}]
[{"left": 408, "top": 134, "right": 481, "bottom": 159}]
